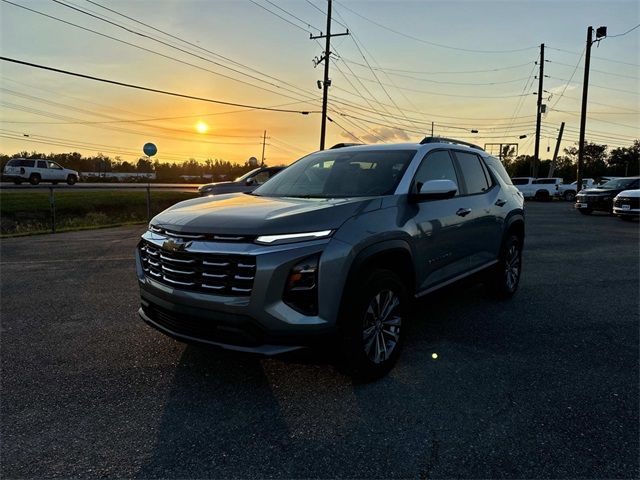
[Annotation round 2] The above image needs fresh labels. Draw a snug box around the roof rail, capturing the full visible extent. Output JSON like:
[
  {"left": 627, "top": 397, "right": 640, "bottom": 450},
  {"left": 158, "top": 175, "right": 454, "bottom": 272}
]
[
  {"left": 420, "top": 136, "right": 484, "bottom": 151},
  {"left": 329, "top": 143, "right": 363, "bottom": 149}
]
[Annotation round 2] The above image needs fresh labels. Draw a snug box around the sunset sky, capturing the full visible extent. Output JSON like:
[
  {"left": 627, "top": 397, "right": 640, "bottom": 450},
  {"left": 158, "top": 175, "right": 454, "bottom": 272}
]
[{"left": 1, "top": 0, "right": 638, "bottom": 166}]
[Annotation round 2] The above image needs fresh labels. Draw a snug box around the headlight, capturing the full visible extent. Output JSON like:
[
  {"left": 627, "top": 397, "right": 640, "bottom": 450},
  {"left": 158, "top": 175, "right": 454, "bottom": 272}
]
[
  {"left": 255, "top": 230, "right": 332, "bottom": 245},
  {"left": 283, "top": 254, "right": 320, "bottom": 315}
]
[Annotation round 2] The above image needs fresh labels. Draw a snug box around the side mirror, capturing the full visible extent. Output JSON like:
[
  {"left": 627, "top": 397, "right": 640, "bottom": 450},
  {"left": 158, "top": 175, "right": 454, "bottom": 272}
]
[
  {"left": 411, "top": 179, "right": 458, "bottom": 201},
  {"left": 245, "top": 178, "right": 255, "bottom": 186}
]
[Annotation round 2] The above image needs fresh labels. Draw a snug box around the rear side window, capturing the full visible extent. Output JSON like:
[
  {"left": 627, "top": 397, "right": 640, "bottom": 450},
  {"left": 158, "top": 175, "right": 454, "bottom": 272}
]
[
  {"left": 533, "top": 179, "right": 556, "bottom": 185},
  {"left": 8, "top": 159, "right": 35, "bottom": 167},
  {"left": 455, "top": 151, "right": 491, "bottom": 194},
  {"left": 413, "top": 150, "right": 459, "bottom": 194},
  {"left": 37, "top": 160, "right": 47, "bottom": 169},
  {"left": 484, "top": 156, "right": 513, "bottom": 185},
  {"left": 512, "top": 178, "right": 530, "bottom": 185}
]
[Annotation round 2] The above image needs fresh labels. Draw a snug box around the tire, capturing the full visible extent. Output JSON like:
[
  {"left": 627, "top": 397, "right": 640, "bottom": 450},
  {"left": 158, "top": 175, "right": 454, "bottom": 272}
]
[
  {"left": 66, "top": 175, "right": 77, "bottom": 185},
  {"left": 534, "top": 190, "right": 550, "bottom": 201},
  {"left": 339, "top": 269, "right": 408, "bottom": 382},
  {"left": 563, "top": 191, "right": 576, "bottom": 202},
  {"left": 29, "top": 174, "right": 40, "bottom": 185},
  {"left": 578, "top": 209, "right": 592, "bottom": 215},
  {"left": 488, "top": 234, "right": 522, "bottom": 299}
]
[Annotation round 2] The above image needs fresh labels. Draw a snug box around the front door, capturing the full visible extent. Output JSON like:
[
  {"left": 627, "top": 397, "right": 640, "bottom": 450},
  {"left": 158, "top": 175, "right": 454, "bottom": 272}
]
[{"left": 408, "top": 149, "right": 471, "bottom": 291}]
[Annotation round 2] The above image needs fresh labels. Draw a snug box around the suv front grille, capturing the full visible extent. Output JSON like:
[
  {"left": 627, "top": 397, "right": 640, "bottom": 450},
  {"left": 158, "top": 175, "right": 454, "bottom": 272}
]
[
  {"left": 149, "top": 225, "right": 252, "bottom": 242},
  {"left": 614, "top": 197, "right": 639, "bottom": 208},
  {"left": 139, "top": 241, "right": 256, "bottom": 295}
]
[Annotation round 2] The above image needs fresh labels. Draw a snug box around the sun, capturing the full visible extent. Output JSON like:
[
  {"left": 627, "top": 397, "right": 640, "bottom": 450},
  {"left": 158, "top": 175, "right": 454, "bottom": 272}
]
[{"left": 195, "top": 121, "right": 209, "bottom": 134}]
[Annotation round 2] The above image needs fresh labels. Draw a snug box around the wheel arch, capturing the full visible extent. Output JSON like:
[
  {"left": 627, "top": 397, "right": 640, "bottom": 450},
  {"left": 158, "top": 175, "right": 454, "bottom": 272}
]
[{"left": 339, "top": 240, "right": 415, "bottom": 322}]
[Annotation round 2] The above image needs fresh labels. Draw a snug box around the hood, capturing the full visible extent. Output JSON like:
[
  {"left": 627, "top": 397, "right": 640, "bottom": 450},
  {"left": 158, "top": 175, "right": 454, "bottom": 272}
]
[
  {"left": 580, "top": 187, "right": 620, "bottom": 194},
  {"left": 199, "top": 181, "right": 235, "bottom": 189},
  {"left": 616, "top": 189, "right": 640, "bottom": 198},
  {"left": 152, "top": 193, "right": 382, "bottom": 235}
]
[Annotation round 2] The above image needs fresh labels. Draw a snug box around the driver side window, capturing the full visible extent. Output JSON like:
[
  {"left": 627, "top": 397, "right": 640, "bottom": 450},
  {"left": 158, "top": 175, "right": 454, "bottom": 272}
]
[{"left": 413, "top": 150, "right": 459, "bottom": 195}]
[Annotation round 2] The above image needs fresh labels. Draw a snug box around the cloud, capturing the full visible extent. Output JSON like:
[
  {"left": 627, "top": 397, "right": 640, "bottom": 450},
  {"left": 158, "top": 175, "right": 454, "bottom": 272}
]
[{"left": 341, "top": 126, "right": 411, "bottom": 143}]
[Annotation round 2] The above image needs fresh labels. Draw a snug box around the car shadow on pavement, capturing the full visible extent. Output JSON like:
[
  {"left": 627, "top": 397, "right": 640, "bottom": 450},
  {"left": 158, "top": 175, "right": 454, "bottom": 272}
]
[{"left": 134, "top": 280, "right": 512, "bottom": 478}]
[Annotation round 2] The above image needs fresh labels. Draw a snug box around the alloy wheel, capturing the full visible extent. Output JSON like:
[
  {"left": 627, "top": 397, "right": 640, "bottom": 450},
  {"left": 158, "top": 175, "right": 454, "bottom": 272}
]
[
  {"left": 362, "top": 290, "right": 402, "bottom": 364},
  {"left": 505, "top": 244, "right": 521, "bottom": 291}
]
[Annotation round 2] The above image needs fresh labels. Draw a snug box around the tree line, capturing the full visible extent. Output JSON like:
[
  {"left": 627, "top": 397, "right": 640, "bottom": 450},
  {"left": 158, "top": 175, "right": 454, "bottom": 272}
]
[
  {"left": 1, "top": 139, "right": 638, "bottom": 183},
  {"left": 501, "top": 140, "right": 639, "bottom": 180},
  {"left": 0, "top": 152, "right": 261, "bottom": 182}
]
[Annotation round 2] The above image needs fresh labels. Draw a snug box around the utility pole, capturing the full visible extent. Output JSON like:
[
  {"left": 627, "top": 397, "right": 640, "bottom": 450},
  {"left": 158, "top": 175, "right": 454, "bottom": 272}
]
[
  {"left": 533, "top": 43, "right": 545, "bottom": 178},
  {"left": 431, "top": 121, "right": 434, "bottom": 137},
  {"left": 548, "top": 122, "right": 565, "bottom": 178},
  {"left": 261, "top": 130, "right": 267, "bottom": 166},
  {"left": 578, "top": 25, "right": 607, "bottom": 193},
  {"left": 310, "top": 0, "right": 349, "bottom": 150}
]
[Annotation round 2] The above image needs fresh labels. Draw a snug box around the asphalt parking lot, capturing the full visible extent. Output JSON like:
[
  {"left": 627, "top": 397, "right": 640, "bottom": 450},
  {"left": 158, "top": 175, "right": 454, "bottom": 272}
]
[{"left": 1, "top": 202, "right": 638, "bottom": 479}]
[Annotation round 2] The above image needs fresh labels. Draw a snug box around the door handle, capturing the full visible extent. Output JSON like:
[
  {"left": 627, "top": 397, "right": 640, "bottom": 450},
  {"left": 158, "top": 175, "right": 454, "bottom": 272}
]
[
  {"left": 456, "top": 208, "right": 472, "bottom": 217},
  {"left": 495, "top": 199, "right": 507, "bottom": 207}
]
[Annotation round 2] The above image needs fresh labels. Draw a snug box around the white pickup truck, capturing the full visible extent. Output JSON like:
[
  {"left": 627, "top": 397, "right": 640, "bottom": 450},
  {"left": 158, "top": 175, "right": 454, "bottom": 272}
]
[
  {"left": 556, "top": 178, "right": 595, "bottom": 201},
  {"left": 512, "top": 177, "right": 563, "bottom": 200}
]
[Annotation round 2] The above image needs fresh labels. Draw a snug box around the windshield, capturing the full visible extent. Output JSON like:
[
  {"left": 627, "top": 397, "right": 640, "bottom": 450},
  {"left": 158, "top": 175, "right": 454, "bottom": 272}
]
[
  {"left": 252, "top": 149, "right": 416, "bottom": 198},
  {"left": 234, "top": 168, "right": 260, "bottom": 182},
  {"left": 598, "top": 178, "right": 636, "bottom": 189}
]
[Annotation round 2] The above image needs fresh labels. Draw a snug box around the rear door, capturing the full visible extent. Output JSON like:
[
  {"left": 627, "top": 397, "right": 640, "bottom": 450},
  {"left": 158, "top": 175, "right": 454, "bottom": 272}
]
[
  {"left": 36, "top": 160, "right": 51, "bottom": 180},
  {"left": 451, "top": 150, "right": 503, "bottom": 269}
]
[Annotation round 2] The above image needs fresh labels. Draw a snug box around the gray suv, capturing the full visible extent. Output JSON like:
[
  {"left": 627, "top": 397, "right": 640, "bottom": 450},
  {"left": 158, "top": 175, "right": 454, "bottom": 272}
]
[{"left": 136, "top": 138, "right": 525, "bottom": 380}]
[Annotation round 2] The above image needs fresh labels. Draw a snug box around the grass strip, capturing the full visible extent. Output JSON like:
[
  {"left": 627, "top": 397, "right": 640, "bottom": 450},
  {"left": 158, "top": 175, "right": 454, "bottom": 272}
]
[{"left": 0, "top": 190, "right": 197, "bottom": 236}]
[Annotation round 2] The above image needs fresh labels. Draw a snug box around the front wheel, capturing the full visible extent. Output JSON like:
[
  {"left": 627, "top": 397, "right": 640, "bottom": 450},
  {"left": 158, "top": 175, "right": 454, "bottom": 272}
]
[
  {"left": 488, "top": 234, "right": 522, "bottom": 299},
  {"left": 66, "top": 175, "right": 77, "bottom": 185},
  {"left": 563, "top": 191, "right": 576, "bottom": 201},
  {"left": 339, "top": 269, "right": 408, "bottom": 381}
]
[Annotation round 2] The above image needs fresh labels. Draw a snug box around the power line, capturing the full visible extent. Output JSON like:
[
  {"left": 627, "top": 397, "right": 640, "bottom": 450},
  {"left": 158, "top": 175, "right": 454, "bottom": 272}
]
[
  {"left": 337, "top": 57, "right": 534, "bottom": 75},
  {"left": 1, "top": 88, "right": 262, "bottom": 137},
  {"left": 1, "top": 101, "right": 264, "bottom": 147},
  {"left": 3, "top": 0, "right": 320, "bottom": 107},
  {"left": 247, "top": 0, "right": 315, "bottom": 34},
  {"left": 0, "top": 56, "right": 320, "bottom": 114},
  {"left": 607, "top": 23, "right": 640, "bottom": 37},
  {"left": 549, "top": 48, "right": 585, "bottom": 110},
  {"left": 261, "top": 0, "right": 322, "bottom": 33},
  {"left": 82, "top": 0, "right": 321, "bottom": 100},
  {"left": 333, "top": 0, "right": 538, "bottom": 54},
  {"left": 50, "top": 0, "right": 321, "bottom": 103},
  {"left": 549, "top": 60, "right": 638, "bottom": 80},
  {"left": 552, "top": 77, "right": 639, "bottom": 96},
  {"left": 547, "top": 46, "right": 640, "bottom": 67},
  {"left": 304, "top": 0, "right": 348, "bottom": 29}
]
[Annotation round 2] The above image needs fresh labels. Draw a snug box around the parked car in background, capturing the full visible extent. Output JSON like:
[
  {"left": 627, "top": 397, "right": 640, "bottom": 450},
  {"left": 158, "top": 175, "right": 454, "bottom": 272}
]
[
  {"left": 511, "top": 177, "right": 535, "bottom": 198},
  {"left": 575, "top": 177, "right": 640, "bottom": 215},
  {"left": 512, "top": 177, "right": 562, "bottom": 200},
  {"left": 137, "top": 138, "right": 525, "bottom": 380},
  {"left": 556, "top": 178, "right": 595, "bottom": 201},
  {"left": 612, "top": 189, "right": 640, "bottom": 220},
  {"left": 198, "top": 166, "right": 284, "bottom": 196},
  {"left": 2, "top": 158, "right": 79, "bottom": 185}
]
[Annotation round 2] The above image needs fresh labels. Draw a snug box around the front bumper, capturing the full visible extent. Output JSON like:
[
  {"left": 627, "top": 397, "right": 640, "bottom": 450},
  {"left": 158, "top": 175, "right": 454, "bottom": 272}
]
[
  {"left": 574, "top": 196, "right": 613, "bottom": 212},
  {"left": 136, "top": 230, "right": 353, "bottom": 354}
]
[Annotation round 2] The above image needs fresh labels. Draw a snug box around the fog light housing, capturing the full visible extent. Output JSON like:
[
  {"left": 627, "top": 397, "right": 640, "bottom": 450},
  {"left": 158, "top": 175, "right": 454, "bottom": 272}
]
[{"left": 283, "top": 254, "right": 320, "bottom": 315}]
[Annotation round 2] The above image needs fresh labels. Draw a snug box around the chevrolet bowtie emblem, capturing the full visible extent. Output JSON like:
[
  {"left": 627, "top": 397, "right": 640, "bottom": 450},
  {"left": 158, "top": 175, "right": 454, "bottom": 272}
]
[{"left": 161, "top": 239, "right": 190, "bottom": 253}]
